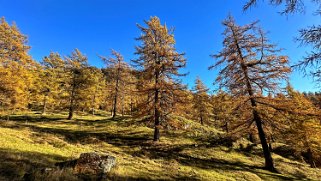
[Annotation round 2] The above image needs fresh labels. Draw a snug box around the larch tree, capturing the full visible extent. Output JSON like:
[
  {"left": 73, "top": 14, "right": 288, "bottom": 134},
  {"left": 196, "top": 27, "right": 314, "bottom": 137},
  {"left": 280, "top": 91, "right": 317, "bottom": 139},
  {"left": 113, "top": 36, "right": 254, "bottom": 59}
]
[
  {"left": 100, "top": 50, "right": 129, "bottom": 119},
  {"left": 243, "top": 0, "right": 321, "bottom": 14},
  {"left": 296, "top": 25, "right": 321, "bottom": 83},
  {"left": 192, "top": 77, "right": 211, "bottom": 125},
  {"left": 211, "top": 90, "right": 235, "bottom": 133},
  {"left": 65, "top": 49, "right": 89, "bottom": 120},
  {"left": 210, "top": 16, "right": 291, "bottom": 171},
  {"left": 87, "top": 67, "right": 105, "bottom": 116},
  {"left": 280, "top": 85, "right": 321, "bottom": 167},
  {"left": 40, "top": 52, "right": 65, "bottom": 114},
  {"left": 0, "top": 17, "right": 35, "bottom": 110},
  {"left": 132, "top": 16, "right": 187, "bottom": 141},
  {"left": 243, "top": 0, "right": 321, "bottom": 84},
  {"left": 126, "top": 69, "right": 139, "bottom": 116}
]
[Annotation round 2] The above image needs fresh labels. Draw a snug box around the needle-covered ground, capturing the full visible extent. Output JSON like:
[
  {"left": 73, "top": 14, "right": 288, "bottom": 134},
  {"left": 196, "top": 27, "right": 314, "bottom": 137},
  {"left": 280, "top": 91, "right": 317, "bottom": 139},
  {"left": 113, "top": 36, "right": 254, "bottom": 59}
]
[{"left": 0, "top": 112, "right": 320, "bottom": 181}]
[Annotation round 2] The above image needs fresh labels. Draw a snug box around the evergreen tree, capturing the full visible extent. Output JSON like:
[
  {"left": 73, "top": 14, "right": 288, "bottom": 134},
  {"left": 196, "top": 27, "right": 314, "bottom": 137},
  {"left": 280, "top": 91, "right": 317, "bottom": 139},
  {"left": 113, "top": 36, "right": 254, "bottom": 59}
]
[
  {"left": 132, "top": 16, "right": 187, "bottom": 141},
  {"left": 243, "top": 0, "right": 321, "bottom": 14},
  {"left": 243, "top": 1, "right": 321, "bottom": 85},
  {"left": 210, "top": 16, "right": 291, "bottom": 171},
  {"left": 211, "top": 91, "right": 235, "bottom": 133},
  {"left": 281, "top": 85, "right": 321, "bottom": 167},
  {"left": 40, "top": 52, "right": 65, "bottom": 113},
  {"left": 100, "top": 50, "right": 129, "bottom": 118},
  {"left": 192, "top": 77, "right": 211, "bottom": 125},
  {"left": 0, "top": 17, "right": 36, "bottom": 110},
  {"left": 65, "top": 49, "right": 89, "bottom": 120}
]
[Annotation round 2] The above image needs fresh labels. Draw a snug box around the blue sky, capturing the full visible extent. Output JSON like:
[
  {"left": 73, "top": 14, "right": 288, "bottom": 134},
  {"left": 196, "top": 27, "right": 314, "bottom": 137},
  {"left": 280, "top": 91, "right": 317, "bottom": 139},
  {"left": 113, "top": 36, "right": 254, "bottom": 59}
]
[{"left": 0, "top": 0, "right": 319, "bottom": 92}]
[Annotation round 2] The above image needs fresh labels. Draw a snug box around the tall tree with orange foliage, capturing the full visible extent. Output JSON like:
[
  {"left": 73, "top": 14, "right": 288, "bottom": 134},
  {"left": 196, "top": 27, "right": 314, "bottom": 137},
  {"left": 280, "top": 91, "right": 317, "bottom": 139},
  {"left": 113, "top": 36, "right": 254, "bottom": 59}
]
[
  {"left": 132, "top": 16, "right": 187, "bottom": 141},
  {"left": 65, "top": 49, "right": 89, "bottom": 120},
  {"left": 210, "top": 16, "right": 291, "bottom": 171},
  {"left": 192, "top": 77, "right": 211, "bottom": 125},
  {"left": 100, "top": 50, "right": 130, "bottom": 119},
  {"left": 0, "top": 17, "right": 36, "bottom": 110}
]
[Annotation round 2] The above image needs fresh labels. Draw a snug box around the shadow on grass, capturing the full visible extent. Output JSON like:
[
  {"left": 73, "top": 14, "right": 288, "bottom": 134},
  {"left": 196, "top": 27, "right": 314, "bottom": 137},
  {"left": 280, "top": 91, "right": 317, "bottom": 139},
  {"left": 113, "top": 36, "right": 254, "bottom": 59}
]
[
  {"left": 0, "top": 148, "right": 67, "bottom": 180},
  {"left": 0, "top": 148, "right": 158, "bottom": 181},
  {"left": 0, "top": 114, "right": 314, "bottom": 180},
  {"left": 0, "top": 115, "right": 63, "bottom": 123},
  {"left": 134, "top": 144, "right": 306, "bottom": 180}
]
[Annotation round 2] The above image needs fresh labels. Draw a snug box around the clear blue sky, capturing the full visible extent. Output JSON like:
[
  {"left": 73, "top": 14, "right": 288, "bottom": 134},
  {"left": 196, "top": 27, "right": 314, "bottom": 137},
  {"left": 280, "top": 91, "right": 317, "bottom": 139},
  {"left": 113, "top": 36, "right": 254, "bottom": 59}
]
[{"left": 0, "top": 0, "right": 319, "bottom": 92}]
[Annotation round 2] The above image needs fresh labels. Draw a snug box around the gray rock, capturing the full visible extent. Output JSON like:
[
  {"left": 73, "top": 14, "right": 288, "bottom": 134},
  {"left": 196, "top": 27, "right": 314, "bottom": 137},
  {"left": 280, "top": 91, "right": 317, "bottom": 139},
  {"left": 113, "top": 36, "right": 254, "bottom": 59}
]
[
  {"left": 100, "top": 155, "right": 116, "bottom": 173},
  {"left": 73, "top": 152, "right": 116, "bottom": 175}
]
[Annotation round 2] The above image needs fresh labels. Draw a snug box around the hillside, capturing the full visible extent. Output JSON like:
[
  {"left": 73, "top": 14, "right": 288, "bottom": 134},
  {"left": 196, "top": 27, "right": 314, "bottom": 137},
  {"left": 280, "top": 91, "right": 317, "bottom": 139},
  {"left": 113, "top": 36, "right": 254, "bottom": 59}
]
[{"left": 0, "top": 112, "right": 320, "bottom": 181}]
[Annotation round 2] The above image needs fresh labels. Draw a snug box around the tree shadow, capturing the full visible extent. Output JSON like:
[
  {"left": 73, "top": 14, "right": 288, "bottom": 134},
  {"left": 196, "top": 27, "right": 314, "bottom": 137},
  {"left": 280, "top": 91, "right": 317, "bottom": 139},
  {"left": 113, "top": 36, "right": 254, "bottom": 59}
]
[
  {"left": 0, "top": 115, "right": 63, "bottom": 123},
  {"left": 0, "top": 148, "right": 67, "bottom": 180},
  {"left": 129, "top": 143, "right": 310, "bottom": 180},
  {"left": 0, "top": 114, "right": 316, "bottom": 180}
]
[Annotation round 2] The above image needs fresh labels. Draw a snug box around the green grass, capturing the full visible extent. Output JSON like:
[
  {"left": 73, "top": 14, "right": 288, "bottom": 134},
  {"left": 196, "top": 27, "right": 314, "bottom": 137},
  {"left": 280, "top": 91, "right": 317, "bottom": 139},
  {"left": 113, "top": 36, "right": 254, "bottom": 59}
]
[{"left": 0, "top": 112, "right": 320, "bottom": 180}]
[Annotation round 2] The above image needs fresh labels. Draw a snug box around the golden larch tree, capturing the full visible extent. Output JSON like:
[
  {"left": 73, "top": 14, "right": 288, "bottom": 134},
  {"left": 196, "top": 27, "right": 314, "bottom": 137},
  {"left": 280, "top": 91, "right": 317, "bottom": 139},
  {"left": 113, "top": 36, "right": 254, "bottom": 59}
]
[
  {"left": 210, "top": 16, "right": 291, "bottom": 171},
  {"left": 132, "top": 16, "right": 187, "bottom": 141}
]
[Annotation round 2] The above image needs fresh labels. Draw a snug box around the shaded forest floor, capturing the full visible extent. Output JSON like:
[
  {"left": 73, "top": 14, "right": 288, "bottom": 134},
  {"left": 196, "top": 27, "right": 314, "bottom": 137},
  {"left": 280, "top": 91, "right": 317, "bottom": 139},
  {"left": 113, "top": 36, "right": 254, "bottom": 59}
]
[{"left": 0, "top": 112, "right": 320, "bottom": 180}]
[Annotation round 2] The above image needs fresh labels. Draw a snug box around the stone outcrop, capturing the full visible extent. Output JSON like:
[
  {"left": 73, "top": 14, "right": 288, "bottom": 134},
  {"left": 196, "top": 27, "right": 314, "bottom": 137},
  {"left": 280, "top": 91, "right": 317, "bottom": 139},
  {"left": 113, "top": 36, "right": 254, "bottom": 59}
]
[{"left": 73, "top": 152, "right": 116, "bottom": 175}]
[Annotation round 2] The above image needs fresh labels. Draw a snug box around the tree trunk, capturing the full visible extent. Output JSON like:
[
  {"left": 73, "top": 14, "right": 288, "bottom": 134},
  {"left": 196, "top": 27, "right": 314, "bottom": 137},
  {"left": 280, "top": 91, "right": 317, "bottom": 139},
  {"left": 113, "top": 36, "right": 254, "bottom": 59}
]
[
  {"left": 68, "top": 105, "right": 73, "bottom": 120},
  {"left": 113, "top": 62, "right": 121, "bottom": 119},
  {"left": 68, "top": 69, "right": 77, "bottom": 120},
  {"left": 112, "top": 90, "right": 118, "bottom": 119},
  {"left": 225, "top": 121, "right": 229, "bottom": 133},
  {"left": 42, "top": 95, "right": 47, "bottom": 115},
  {"left": 307, "top": 148, "right": 316, "bottom": 168},
  {"left": 242, "top": 63, "right": 275, "bottom": 171},
  {"left": 91, "top": 89, "right": 96, "bottom": 116},
  {"left": 200, "top": 116, "right": 204, "bottom": 125},
  {"left": 269, "top": 143, "right": 273, "bottom": 152},
  {"left": 92, "top": 108, "right": 95, "bottom": 116},
  {"left": 153, "top": 70, "right": 160, "bottom": 142},
  {"left": 121, "top": 94, "right": 124, "bottom": 116},
  {"left": 234, "top": 29, "right": 276, "bottom": 171},
  {"left": 249, "top": 133, "right": 254, "bottom": 143},
  {"left": 154, "top": 108, "right": 160, "bottom": 141},
  {"left": 253, "top": 109, "right": 275, "bottom": 171}
]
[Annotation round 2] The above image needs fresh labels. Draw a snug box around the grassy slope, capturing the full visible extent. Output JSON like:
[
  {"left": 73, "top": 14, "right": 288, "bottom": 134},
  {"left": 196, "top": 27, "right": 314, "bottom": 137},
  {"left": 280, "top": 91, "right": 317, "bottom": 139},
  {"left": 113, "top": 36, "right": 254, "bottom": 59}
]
[{"left": 0, "top": 112, "right": 320, "bottom": 181}]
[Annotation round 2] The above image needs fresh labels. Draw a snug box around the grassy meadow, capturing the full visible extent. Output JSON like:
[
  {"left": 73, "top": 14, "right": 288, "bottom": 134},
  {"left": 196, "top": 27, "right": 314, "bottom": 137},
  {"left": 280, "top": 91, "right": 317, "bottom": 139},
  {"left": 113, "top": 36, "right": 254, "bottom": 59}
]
[{"left": 0, "top": 112, "right": 320, "bottom": 180}]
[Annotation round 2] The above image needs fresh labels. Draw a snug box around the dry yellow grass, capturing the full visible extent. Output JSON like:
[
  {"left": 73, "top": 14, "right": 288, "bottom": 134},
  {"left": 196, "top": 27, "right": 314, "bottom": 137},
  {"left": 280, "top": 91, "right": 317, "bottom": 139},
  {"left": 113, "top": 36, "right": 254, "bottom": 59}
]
[{"left": 0, "top": 112, "right": 320, "bottom": 180}]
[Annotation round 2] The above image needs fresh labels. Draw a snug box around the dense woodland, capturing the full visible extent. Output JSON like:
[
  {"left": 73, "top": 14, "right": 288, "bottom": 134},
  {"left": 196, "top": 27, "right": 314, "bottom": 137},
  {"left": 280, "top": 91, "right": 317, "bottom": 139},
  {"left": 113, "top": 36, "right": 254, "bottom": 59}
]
[{"left": 1, "top": 0, "right": 321, "bottom": 177}]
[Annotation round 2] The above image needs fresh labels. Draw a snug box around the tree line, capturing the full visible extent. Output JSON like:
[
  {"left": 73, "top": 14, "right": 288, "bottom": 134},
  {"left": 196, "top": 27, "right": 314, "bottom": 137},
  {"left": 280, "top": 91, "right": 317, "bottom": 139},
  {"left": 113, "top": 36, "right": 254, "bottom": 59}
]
[{"left": 1, "top": 0, "right": 321, "bottom": 172}]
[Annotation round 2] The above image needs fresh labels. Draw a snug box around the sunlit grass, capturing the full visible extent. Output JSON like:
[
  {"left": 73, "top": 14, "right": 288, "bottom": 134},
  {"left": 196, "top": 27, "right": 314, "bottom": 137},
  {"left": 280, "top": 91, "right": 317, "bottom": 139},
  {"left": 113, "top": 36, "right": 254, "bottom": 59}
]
[{"left": 0, "top": 112, "right": 320, "bottom": 180}]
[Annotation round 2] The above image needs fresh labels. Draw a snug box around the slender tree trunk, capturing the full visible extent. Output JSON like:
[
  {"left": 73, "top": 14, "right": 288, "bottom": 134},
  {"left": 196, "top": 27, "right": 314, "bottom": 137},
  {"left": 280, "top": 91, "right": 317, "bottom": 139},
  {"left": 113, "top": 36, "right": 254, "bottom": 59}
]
[
  {"left": 200, "top": 116, "right": 203, "bottom": 125},
  {"left": 154, "top": 97, "right": 160, "bottom": 141},
  {"left": 303, "top": 134, "right": 316, "bottom": 168},
  {"left": 153, "top": 71, "right": 160, "bottom": 142},
  {"left": 249, "top": 133, "right": 254, "bottom": 143},
  {"left": 307, "top": 148, "right": 316, "bottom": 168},
  {"left": 253, "top": 109, "right": 275, "bottom": 171},
  {"left": 68, "top": 106, "right": 73, "bottom": 120},
  {"left": 68, "top": 72, "right": 76, "bottom": 120},
  {"left": 121, "top": 94, "right": 124, "bottom": 116},
  {"left": 247, "top": 84, "right": 275, "bottom": 171},
  {"left": 112, "top": 65, "right": 121, "bottom": 119},
  {"left": 42, "top": 95, "right": 47, "bottom": 115},
  {"left": 225, "top": 121, "right": 229, "bottom": 133},
  {"left": 92, "top": 107, "right": 95, "bottom": 116},
  {"left": 269, "top": 143, "right": 273, "bottom": 152},
  {"left": 91, "top": 89, "right": 96, "bottom": 116},
  {"left": 112, "top": 85, "right": 118, "bottom": 118},
  {"left": 112, "top": 94, "right": 118, "bottom": 118},
  {"left": 246, "top": 77, "right": 274, "bottom": 171},
  {"left": 234, "top": 30, "right": 275, "bottom": 172}
]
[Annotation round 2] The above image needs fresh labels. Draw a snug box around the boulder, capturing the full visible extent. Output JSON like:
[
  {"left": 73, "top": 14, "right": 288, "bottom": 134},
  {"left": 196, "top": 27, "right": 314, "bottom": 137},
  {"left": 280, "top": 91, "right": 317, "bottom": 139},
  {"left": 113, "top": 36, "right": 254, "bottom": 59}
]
[{"left": 73, "top": 152, "right": 116, "bottom": 175}]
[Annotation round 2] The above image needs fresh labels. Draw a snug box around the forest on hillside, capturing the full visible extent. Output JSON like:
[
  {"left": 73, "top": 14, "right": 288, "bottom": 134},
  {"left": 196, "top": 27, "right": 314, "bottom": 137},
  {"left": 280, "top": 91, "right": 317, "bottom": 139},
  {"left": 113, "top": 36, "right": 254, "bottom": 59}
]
[{"left": 1, "top": 0, "right": 321, "bottom": 180}]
